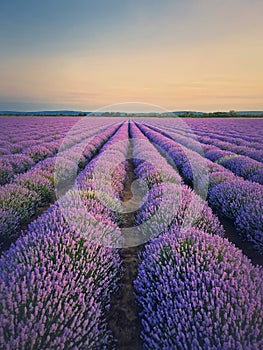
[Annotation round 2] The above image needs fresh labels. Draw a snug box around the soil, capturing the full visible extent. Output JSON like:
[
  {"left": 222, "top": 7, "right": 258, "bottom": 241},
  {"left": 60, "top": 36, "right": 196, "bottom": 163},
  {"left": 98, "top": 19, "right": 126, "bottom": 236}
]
[
  {"left": 219, "top": 215, "right": 263, "bottom": 266},
  {"left": 108, "top": 143, "right": 144, "bottom": 350}
]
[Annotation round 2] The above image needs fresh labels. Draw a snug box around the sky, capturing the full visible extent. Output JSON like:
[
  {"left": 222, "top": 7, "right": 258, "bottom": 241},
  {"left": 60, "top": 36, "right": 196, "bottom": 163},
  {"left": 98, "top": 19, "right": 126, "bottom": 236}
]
[{"left": 0, "top": 0, "right": 262, "bottom": 112}]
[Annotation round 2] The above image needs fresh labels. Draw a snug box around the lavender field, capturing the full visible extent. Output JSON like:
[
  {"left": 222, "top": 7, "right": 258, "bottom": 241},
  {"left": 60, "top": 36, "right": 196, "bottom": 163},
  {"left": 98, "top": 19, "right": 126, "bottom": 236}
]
[{"left": 0, "top": 116, "right": 262, "bottom": 349}]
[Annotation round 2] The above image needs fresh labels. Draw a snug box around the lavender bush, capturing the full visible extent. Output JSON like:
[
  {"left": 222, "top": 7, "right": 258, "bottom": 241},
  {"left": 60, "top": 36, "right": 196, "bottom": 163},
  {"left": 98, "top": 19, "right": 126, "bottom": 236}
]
[
  {"left": 209, "top": 180, "right": 263, "bottom": 251},
  {"left": 0, "top": 204, "right": 121, "bottom": 349},
  {"left": 137, "top": 183, "right": 224, "bottom": 237},
  {"left": 0, "top": 184, "right": 40, "bottom": 223},
  {"left": 147, "top": 121, "right": 263, "bottom": 184},
  {"left": 137, "top": 122, "right": 263, "bottom": 252},
  {"left": 130, "top": 123, "right": 223, "bottom": 238},
  {"left": 24, "top": 144, "right": 53, "bottom": 162},
  {"left": 135, "top": 228, "right": 263, "bottom": 349},
  {"left": 1, "top": 154, "right": 35, "bottom": 173},
  {"left": 0, "top": 123, "right": 121, "bottom": 242},
  {"left": 76, "top": 122, "right": 129, "bottom": 215},
  {"left": 0, "top": 184, "right": 40, "bottom": 241},
  {"left": 0, "top": 209, "right": 19, "bottom": 242},
  {"left": 0, "top": 162, "right": 14, "bottom": 185},
  {"left": 14, "top": 172, "right": 54, "bottom": 202},
  {"left": 217, "top": 155, "right": 263, "bottom": 185}
]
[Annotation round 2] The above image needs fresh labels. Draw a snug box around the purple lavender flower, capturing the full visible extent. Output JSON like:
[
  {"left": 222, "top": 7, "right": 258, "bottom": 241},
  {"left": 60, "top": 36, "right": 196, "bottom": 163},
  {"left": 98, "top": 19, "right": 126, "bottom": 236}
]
[
  {"left": 0, "top": 184, "right": 40, "bottom": 223},
  {"left": 137, "top": 183, "right": 224, "bottom": 237},
  {"left": 0, "top": 208, "right": 19, "bottom": 242},
  {"left": 135, "top": 228, "right": 263, "bottom": 349},
  {"left": 209, "top": 180, "right": 263, "bottom": 250},
  {"left": 24, "top": 144, "right": 53, "bottom": 162},
  {"left": 14, "top": 172, "right": 54, "bottom": 202},
  {"left": 218, "top": 155, "right": 263, "bottom": 184},
  {"left": 1, "top": 154, "right": 35, "bottom": 173},
  {"left": 0, "top": 162, "right": 14, "bottom": 185},
  {"left": 0, "top": 204, "right": 121, "bottom": 349}
]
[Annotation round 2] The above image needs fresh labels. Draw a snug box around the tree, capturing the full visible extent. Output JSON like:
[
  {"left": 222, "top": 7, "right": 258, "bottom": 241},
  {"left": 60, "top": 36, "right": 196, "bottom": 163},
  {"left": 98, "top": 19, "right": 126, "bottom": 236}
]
[{"left": 229, "top": 110, "right": 237, "bottom": 117}]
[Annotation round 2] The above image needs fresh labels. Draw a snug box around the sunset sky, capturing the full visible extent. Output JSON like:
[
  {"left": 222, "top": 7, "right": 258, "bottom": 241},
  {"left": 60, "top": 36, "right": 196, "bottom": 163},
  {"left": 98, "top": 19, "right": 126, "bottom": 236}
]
[{"left": 0, "top": 0, "right": 262, "bottom": 112}]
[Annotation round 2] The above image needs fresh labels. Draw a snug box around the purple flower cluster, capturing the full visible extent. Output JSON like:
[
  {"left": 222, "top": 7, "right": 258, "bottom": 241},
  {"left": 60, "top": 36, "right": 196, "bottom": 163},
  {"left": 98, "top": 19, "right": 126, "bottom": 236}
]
[
  {"left": 0, "top": 162, "right": 13, "bottom": 185},
  {"left": 0, "top": 117, "right": 121, "bottom": 186},
  {"left": 151, "top": 118, "right": 263, "bottom": 162},
  {"left": 23, "top": 144, "right": 54, "bottom": 162},
  {"left": 130, "top": 123, "right": 182, "bottom": 188},
  {"left": 144, "top": 122, "right": 263, "bottom": 185},
  {"left": 0, "top": 118, "right": 72, "bottom": 185},
  {"left": 76, "top": 122, "right": 129, "bottom": 214},
  {"left": 0, "top": 204, "right": 121, "bottom": 349},
  {"left": 0, "top": 184, "right": 40, "bottom": 241},
  {"left": 209, "top": 180, "right": 263, "bottom": 250},
  {"left": 55, "top": 123, "right": 121, "bottom": 191},
  {"left": 54, "top": 122, "right": 130, "bottom": 248},
  {"left": 200, "top": 137, "right": 263, "bottom": 163},
  {"left": 135, "top": 228, "right": 263, "bottom": 349},
  {"left": 205, "top": 148, "right": 235, "bottom": 162},
  {"left": 130, "top": 123, "right": 223, "bottom": 238},
  {"left": 137, "top": 123, "right": 213, "bottom": 197},
  {"left": 0, "top": 209, "right": 19, "bottom": 241},
  {"left": 13, "top": 172, "right": 54, "bottom": 202},
  {"left": 137, "top": 183, "right": 224, "bottom": 238},
  {"left": 207, "top": 171, "right": 236, "bottom": 192},
  {"left": 217, "top": 155, "right": 263, "bottom": 185},
  {"left": 199, "top": 135, "right": 262, "bottom": 161},
  {"left": 0, "top": 154, "right": 35, "bottom": 184},
  {"left": 136, "top": 124, "right": 190, "bottom": 171},
  {"left": 0, "top": 121, "right": 132, "bottom": 347},
  {"left": 136, "top": 122, "right": 263, "bottom": 252},
  {"left": 0, "top": 146, "right": 11, "bottom": 156},
  {"left": 0, "top": 123, "right": 121, "bottom": 242}
]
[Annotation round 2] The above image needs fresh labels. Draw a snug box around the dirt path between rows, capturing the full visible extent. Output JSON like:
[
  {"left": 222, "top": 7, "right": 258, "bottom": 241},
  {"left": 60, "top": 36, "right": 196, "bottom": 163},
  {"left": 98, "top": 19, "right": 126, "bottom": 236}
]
[
  {"left": 219, "top": 216, "right": 263, "bottom": 266},
  {"left": 108, "top": 143, "right": 144, "bottom": 350}
]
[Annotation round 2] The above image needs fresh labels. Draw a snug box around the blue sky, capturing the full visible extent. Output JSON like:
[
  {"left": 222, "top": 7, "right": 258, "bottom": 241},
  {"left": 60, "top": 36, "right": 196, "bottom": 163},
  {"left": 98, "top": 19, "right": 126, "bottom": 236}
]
[{"left": 0, "top": 0, "right": 262, "bottom": 111}]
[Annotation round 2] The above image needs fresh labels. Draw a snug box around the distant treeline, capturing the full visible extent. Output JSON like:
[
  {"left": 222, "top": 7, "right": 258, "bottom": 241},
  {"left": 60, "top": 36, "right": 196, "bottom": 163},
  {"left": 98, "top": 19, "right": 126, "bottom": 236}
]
[
  {"left": 169, "top": 112, "right": 263, "bottom": 118},
  {"left": 1, "top": 111, "right": 263, "bottom": 118}
]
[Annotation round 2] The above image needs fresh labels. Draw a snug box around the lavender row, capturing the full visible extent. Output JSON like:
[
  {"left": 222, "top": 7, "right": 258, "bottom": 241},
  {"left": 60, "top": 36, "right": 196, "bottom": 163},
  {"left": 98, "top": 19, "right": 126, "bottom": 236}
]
[
  {"left": 131, "top": 123, "right": 182, "bottom": 187},
  {"left": 0, "top": 198, "right": 121, "bottom": 349},
  {"left": 136, "top": 123, "right": 224, "bottom": 196},
  {"left": 0, "top": 117, "right": 121, "bottom": 152},
  {"left": 135, "top": 228, "right": 263, "bottom": 349},
  {"left": 186, "top": 118, "right": 263, "bottom": 146},
  {"left": 0, "top": 117, "right": 73, "bottom": 154},
  {"left": 61, "top": 120, "right": 130, "bottom": 244},
  {"left": 130, "top": 122, "right": 224, "bottom": 239},
  {"left": 0, "top": 123, "right": 121, "bottom": 244},
  {"left": 137, "top": 123, "right": 263, "bottom": 252},
  {"left": 0, "top": 123, "right": 134, "bottom": 348},
  {"left": 0, "top": 118, "right": 73, "bottom": 183},
  {"left": 178, "top": 118, "right": 262, "bottom": 148},
  {"left": 199, "top": 134, "right": 263, "bottom": 163},
  {"left": 0, "top": 118, "right": 117, "bottom": 185},
  {"left": 71, "top": 121, "right": 130, "bottom": 247},
  {"left": 149, "top": 118, "right": 263, "bottom": 162},
  {"left": 147, "top": 122, "right": 263, "bottom": 183},
  {"left": 76, "top": 122, "right": 129, "bottom": 206}
]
